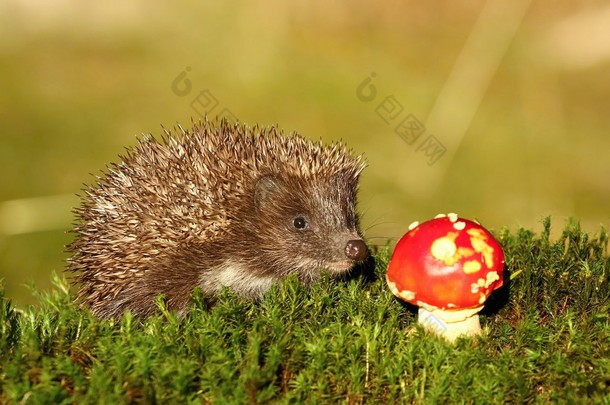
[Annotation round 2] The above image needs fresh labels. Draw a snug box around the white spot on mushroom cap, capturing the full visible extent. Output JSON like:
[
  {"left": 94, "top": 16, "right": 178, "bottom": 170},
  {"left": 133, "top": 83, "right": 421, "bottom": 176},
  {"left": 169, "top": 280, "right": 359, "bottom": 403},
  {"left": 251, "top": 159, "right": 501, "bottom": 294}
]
[
  {"left": 408, "top": 221, "right": 419, "bottom": 231},
  {"left": 485, "top": 271, "right": 500, "bottom": 287},
  {"left": 463, "top": 260, "right": 482, "bottom": 274},
  {"left": 417, "top": 301, "right": 440, "bottom": 312},
  {"left": 398, "top": 290, "right": 416, "bottom": 301},
  {"left": 434, "top": 213, "right": 447, "bottom": 219},
  {"left": 386, "top": 277, "right": 400, "bottom": 296},
  {"left": 448, "top": 213, "right": 459, "bottom": 222},
  {"left": 453, "top": 221, "right": 466, "bottom": 231},
  {"left": 471, "top": 271, "right": 500, "bottom": 295},
  {"left": 430, "top": 237, "right": 457, "bottom": 261}
]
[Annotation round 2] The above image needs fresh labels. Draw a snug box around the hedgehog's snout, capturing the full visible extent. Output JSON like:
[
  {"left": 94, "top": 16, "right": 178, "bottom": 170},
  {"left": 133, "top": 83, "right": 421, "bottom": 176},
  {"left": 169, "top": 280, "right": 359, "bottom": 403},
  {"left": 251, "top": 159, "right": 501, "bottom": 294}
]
[
  {"left": 321, "top": 235, "right": 368, "bottom": 273},
  {"left": 344, "top": 239, "right": 368, "bottom": 262}
]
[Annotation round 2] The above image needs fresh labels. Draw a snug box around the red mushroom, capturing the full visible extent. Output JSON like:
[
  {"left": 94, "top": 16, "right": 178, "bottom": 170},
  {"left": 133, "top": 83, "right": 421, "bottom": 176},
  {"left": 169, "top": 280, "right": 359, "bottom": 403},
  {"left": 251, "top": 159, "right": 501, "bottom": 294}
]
[{"left": 386, "top": 213, "right": 505, "bottom": 342}]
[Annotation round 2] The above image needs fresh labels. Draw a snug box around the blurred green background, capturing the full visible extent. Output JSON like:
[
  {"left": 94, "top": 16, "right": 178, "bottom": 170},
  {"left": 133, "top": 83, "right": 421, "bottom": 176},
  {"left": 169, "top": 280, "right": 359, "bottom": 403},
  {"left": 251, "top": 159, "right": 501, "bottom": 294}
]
[{"left": 1, "top": 1, "right": 609, "bottom": 308}]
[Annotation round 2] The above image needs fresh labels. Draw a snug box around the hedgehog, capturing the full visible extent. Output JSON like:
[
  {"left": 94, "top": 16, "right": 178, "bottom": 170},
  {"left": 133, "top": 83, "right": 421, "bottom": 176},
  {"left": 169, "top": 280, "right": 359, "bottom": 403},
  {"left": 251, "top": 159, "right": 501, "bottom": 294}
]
[{"left": 67, "top": 118, "right": 369, "bottom": 319}]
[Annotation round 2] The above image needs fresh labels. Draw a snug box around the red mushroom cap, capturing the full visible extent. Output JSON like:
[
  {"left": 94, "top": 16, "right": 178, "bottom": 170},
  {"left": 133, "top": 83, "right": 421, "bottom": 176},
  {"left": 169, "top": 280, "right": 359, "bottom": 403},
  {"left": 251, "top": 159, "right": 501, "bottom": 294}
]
[{"left": 386, "top": 214, "right": 505, "bottom": 311}]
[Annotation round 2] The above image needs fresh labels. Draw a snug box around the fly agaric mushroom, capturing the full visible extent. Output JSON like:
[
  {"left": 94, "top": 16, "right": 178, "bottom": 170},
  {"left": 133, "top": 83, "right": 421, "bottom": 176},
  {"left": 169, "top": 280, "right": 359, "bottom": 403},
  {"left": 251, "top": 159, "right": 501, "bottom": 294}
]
[{"left": 386, "top": 213, "right": 505, "bottom": 342}]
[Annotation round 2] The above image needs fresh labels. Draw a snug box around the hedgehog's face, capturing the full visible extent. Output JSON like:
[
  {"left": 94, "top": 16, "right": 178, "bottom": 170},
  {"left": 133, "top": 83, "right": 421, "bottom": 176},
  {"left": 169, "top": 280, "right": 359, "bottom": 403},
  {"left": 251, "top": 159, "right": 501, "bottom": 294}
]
[{"left": 251, "top": 174, "right": 368, "bottom": 282}]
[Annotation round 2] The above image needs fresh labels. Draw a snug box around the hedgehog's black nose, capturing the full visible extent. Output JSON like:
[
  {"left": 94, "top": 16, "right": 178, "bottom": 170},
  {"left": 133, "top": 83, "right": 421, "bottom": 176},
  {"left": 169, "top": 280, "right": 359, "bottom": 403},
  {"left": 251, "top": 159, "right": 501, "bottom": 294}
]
[{"left": 345, "top": 239, "right": 368, "bottom": 262}]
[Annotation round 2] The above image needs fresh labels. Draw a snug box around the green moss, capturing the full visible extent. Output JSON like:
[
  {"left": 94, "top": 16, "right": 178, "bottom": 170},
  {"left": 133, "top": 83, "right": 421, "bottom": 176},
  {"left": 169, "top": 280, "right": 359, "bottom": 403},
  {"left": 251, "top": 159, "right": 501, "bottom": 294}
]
[{"left": 1, "top": 220, "right": 609, "bottom": 403}]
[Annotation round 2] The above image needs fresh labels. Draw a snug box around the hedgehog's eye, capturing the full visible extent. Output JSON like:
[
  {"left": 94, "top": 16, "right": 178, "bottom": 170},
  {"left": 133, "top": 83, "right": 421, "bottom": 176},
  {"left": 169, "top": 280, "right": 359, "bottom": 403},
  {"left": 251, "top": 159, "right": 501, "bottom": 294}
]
[{"left": 293, "top": 216, "right": 309, "bottom": 230}]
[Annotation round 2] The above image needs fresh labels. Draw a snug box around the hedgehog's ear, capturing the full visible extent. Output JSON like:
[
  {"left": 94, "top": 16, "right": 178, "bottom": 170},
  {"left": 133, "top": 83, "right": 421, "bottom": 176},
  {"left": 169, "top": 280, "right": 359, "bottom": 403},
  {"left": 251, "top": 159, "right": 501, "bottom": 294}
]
[{"left": 254, "top": 175, "right": 281, "bottom": 210}]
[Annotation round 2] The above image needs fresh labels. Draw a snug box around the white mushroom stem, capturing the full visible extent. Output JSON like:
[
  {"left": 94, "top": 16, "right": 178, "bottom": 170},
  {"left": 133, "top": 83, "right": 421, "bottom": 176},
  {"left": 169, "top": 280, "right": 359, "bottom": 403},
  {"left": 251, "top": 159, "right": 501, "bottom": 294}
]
[{"left": 417, "top": 306, "right": 483, "bottom": 342}]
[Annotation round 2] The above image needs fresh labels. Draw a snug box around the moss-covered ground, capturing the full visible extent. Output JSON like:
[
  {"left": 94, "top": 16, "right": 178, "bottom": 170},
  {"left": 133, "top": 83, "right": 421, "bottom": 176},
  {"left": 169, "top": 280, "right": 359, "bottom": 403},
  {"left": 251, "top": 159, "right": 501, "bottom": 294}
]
[{"left": 1, "top": 219, "right": 609, "bottom": 404}]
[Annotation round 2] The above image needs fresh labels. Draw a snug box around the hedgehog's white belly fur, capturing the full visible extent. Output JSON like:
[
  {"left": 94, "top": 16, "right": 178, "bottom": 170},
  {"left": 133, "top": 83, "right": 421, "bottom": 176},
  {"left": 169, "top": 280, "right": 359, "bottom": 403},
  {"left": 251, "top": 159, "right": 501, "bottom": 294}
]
[{"left": 200, "top": 260, "right": 276, "bottom": 297}]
